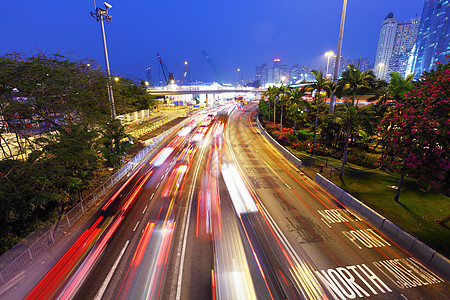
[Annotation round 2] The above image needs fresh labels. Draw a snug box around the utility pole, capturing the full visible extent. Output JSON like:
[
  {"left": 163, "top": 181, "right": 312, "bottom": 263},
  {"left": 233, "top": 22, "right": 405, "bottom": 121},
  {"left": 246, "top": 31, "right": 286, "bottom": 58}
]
[
  {"left": 91, "top": 3, "right": 116, "bottom": 119},
  {"left": 329, "top": 0, "right": 348, "bottom": 114}
]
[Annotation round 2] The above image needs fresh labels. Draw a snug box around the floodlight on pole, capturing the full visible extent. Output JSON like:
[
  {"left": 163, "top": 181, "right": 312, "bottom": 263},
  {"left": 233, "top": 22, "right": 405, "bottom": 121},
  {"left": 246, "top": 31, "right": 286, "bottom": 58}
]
[
  {"left": 329, "top": 0, "right": 348, "bottom": 114},
  {"left": 325, "top": 51, "right": 334, "bottom": 77},
  {"left": 236, "top": 68, "right": 241, "bottom": 86},
  {"left": 91, "top": 3, "right": 116, "bottom": 119}
]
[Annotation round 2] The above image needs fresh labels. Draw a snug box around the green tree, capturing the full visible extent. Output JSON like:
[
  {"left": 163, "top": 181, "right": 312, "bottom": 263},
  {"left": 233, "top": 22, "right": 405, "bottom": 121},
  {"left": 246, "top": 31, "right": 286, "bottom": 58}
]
[
  {"left": 98, "top": 119, "right": 133, "bottom": 168},
  {"left": 388, "top": 72, "right": 414, "bottom": 102},
  {"left": 287, "top": 86, "right": 307, "bottom": 136},
  {"left": 263, "top": 85, "right": 280, "bottom": 123},
  {"left": 0, "top": 159, "right": 61, "bottom": 253},
  {"left": 34, "top": 123, "right": 101, "bottom": 203},
  {"left": 277, "top": 84, "right": 290, "bottom": 132},
  {"left": 336, "top": 65, "right": 375, "bottom": 179},
  {"left": 258, "top": 96, "right": 270, "bottom": 120},
  {"left": 112, "top": 78, "right": 155, "bottom": 114},
  {"left": 380, "top": 61, "right": 449, "bottom": 201},
  {"left": 310, "top": 70, "right": 331, "bottom": 156}
]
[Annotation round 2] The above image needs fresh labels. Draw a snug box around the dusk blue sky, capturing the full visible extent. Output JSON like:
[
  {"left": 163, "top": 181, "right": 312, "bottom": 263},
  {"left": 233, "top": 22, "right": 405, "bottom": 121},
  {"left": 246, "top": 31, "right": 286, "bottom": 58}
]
[{"left": 1, "top": 1, "right": 424, "bottom": 84}]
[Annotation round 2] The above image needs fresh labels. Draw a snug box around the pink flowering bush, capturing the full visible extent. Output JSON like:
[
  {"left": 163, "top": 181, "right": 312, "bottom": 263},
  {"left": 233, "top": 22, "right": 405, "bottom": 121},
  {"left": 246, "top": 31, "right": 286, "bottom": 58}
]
[{"left": 379, "top": 59, "right": 450, "bottom": 192}]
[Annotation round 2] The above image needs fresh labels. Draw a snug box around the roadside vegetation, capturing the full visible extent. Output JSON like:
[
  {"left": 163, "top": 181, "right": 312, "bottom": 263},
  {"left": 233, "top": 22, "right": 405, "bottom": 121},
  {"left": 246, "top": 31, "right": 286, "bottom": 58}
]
[
  {"left": 0, "top": 52, "right": 154, "bottom": 254},
  {"left": 259, "top": 59, "right": 449, "bottom": 256}
]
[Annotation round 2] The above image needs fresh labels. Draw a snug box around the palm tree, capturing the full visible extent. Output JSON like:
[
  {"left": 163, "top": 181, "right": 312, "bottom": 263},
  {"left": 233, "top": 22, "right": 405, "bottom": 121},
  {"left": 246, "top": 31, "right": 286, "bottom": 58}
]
[
  {"left": 263, "top": 86, "right": 279, "bottom": 123},
  {"left": 277, "top": 84, "right": 290, "bottom": 132},
  {"left": 288, "top": 86, "right": 307, "bottom": 136},
  {"left": 310, "top": 70, "right": 331, "bottom": 156},
  {"left": 389, "top": 72, "right": 414, "bottom": 102},
  {"left": 337, "top": 64, "right": 376, "bottom": 179}
]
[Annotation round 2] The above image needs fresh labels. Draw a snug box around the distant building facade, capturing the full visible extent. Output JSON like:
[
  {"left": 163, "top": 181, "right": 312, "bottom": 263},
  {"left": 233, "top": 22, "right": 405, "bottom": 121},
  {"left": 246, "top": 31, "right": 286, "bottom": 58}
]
[
  {"left": 411, "top": 0, "right": 450, "bottom": 78},
  {"left": 359, "top": 58, "right": 371, "bottom": 72},
  {"left": 374, "top": 13, "right": 398, "bottom": 80},
  {"left": 389, "top": 16, "right": 420, "bottom": 77},
  {"left": 290, "top": 64, "right": 301, "bottom": 84},
  {"left": 255, "top": 63, "right": 268, "bottom": 85},
  {"left": 145, "top": 67, "right": 153, "bottom": 86},
  {"left": 374, "top": 13, "right": 420, "bottom": 80}
]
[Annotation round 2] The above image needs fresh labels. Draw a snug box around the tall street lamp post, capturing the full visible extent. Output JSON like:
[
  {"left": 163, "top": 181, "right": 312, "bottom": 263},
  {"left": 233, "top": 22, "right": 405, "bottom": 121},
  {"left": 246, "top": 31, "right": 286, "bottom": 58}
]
[
  {"left": 91, "top": 2, "right": 116, "bottom": 119},
  {"left": 236, "top": 68, "right": 241, "bottom": 87},
  {"left": 325, "top": 51, "right": 334, "bottom": 78},
  {"left": 329, "top": 0, "right": 348, "bottom": 114},
  {"left": 184, "top": 61, "right": 191, "bottom": 87}
]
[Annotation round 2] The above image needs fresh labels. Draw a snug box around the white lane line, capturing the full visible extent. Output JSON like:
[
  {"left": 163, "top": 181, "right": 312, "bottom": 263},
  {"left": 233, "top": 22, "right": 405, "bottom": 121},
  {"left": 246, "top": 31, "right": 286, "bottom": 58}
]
[
  {"left": 175, "top": 135, "right": 207, "bottom": 300},
  {"left": 142, "top": 206, "right": 148, "bottom": 214},
  {"left": 133, "top": 221, "right": 140, "bottom": 232},
  {"left": 150, "top": 193, "right": 155, "bottom": 200},
  {"left": 161, "top": 175, "right": 164, "bottom": 180},
  {"left": 156, "top": 183, "right": 160, "bottom": 189},
  {"left": 285, "top": 183, "right": 291, "bottom": 190},
  {"left": 94, "top": 240, "right": 130, "bottom": 300}
]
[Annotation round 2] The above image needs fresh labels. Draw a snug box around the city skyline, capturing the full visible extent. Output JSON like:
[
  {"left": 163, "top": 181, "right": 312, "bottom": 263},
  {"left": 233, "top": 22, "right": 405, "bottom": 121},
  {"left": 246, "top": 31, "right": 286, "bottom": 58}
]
[{"left": 1, "top": 1, "right": 424, "bottom": 83}]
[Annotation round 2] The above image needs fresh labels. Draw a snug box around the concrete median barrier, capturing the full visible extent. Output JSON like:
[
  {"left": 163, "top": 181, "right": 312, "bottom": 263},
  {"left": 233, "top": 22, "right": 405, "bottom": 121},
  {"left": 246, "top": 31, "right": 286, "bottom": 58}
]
[
  {"left": 379, "top": 219, "right": 399, "bottom": 240},
  {"left": 410, "top": 239, "right": 436, "bottom": 264},
  {"left": 428, "top": 253, "right": 450, "bottom": 280}
]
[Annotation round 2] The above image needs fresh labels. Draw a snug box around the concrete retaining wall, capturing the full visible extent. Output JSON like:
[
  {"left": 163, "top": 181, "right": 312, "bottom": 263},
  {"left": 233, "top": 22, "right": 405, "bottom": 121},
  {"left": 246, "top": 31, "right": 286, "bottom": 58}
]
[
  {"left": 315, "top": 173, "right": 450, "bottom": 280},
  {"left": 256, "top": 117, "right": 302, "bottom": 168}
]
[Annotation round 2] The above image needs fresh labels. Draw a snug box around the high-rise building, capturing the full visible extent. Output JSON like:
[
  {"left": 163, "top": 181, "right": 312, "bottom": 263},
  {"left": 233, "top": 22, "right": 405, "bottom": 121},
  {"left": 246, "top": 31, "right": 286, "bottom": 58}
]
[
  {"left": 411, "top": 0, "right": 450, "bottom": 78},
  {"left": 389, "top": 16, "right": 420, "bottom": 77},
  {"left": 255, "top": 63, "right": 268, "bottom": 85},
  {"left": 290, "top": 64, "right": 300, "bottom": 84},
  {"left": 280, "top": 64, "right": 288, "bottom": 82},
  {"left": 330, "top": 56, "right": 352, "bottom": 76},
  {"left": 145, "top": 67, "right": 153, "bottom": 86},
  {"left": 268, "top": 68, "right": 274, "bottom": 84},
  {"left": 271, "top": 58, "right": 282, "bottom": 83},
  {"left": 359, "top": 58, "right": 371, "bottom": 72},
  {"left": 374, "top": 13, "right": 420, "bottom": 80},
  {"left": 374, "top": 13, "right": 398, "bottom": 80}
]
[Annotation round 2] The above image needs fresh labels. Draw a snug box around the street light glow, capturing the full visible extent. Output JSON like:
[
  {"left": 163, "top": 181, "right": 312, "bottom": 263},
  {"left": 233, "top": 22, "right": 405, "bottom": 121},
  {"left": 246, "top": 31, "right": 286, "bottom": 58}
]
[
  {"left": 325, "top": 51, "right": 334, "bottom": 78},
  {"left": 114, "top": 76, "right": 119, "bottom": 82}
]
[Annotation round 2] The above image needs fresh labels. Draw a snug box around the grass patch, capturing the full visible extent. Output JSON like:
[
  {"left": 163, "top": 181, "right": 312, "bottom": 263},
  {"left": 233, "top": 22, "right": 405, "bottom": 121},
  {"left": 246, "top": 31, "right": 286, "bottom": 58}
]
[{"left": 332, "top": 167, "right": 450, "bottom": 258}]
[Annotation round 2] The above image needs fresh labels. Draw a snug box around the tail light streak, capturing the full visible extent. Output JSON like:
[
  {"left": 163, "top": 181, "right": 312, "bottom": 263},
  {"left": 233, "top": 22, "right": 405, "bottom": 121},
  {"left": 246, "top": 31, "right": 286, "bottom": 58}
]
[
  {"left": 25, "top": 217, "right": 105, "bottom": 300},
  {"left": 102, "top": 164, "right": 145, "bottom": 211}
]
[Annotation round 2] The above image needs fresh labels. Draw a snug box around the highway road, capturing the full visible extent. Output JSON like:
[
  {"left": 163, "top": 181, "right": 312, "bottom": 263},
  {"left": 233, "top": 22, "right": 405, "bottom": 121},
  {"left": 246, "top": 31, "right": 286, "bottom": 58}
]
[{"left": 21, "top": 101, "right": 449, "bottom": 300}]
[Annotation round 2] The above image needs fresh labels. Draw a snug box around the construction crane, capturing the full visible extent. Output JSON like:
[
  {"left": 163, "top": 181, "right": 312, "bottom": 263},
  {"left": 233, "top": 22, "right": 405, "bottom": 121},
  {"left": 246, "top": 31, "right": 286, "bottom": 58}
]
[
  {"left": 202, "top": 50, "right": 224, "bottom": 84},
  {"left": 157, "top": 52, "right": 174, "bottom": 85},
  {"left": 181, "top": 65, "right": 189, "bottom": 84}
]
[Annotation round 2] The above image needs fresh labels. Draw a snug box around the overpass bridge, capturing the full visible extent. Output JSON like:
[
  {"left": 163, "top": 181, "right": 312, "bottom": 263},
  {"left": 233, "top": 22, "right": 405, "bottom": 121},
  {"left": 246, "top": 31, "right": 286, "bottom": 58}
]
[{"left": 147, "top": 86, "right": 266, "bottom": 96}]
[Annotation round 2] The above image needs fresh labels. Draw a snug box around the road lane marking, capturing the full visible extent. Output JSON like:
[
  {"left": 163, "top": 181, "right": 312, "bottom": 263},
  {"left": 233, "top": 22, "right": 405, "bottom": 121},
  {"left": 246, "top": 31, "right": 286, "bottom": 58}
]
[
  {"left": 285, "top": 183, "right": 291, "bottom": 190},
  {"left": 175, "top": 133, "right": 207, "bottom": 300},
  {"left": 94, "top": 240, "right": 129, "bottom": 300},
  {"left": 150, "top": 193, "right": 155, "bottom": 200},
  {"left": 133, "top": 221, "right": 140, "bottom": 232},
  {"left": 156, "top": 183, "right": 160, "bottom": 189},
  {"left": 143, "top": 206, "right": 148, "bottom": 214}
]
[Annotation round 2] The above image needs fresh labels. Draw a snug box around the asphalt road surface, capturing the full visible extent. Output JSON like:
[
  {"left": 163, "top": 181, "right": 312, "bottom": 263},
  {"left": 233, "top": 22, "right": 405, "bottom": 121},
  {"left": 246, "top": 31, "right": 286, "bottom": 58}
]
[{"left": 17, "top": 102, "right": 449, "bottom": 300}]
